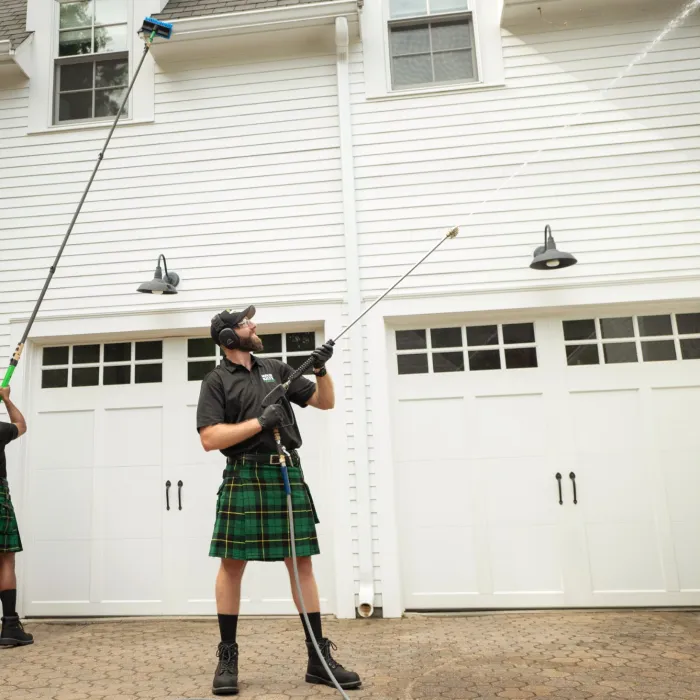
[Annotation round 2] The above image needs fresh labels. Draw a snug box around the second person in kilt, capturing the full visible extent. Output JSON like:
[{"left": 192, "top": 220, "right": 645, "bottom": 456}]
[{"left": 196, "top": 305, "right": 361, "bottom": 696}]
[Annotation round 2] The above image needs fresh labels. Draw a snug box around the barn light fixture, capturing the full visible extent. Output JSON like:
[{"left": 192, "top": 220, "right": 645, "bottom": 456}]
[
  {"left": 137, "top": 254, "right": 180, "bottom": 294},
  {"left": 530, "top": 225, "right": 577, "bottom": 270}
]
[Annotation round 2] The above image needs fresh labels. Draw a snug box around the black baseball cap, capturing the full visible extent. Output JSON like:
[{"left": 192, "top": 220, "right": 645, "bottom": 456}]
[{"left": 210, "top": 305, "right": 256, "bottom": 344}]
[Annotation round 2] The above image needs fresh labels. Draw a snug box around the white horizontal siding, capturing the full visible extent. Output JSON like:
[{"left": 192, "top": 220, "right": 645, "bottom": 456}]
[
  {"left": 350, "top": 16, "right": 700, "bottom": 297},
  {"left": 0, "top": 51, "right": 345, "bottom": 327}
]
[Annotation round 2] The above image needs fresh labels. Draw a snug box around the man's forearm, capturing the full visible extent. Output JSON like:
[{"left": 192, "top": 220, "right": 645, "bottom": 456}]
[
  {"left": 201, "top": 419, "right": 262, "bottom": 452},
  {"left": 313, "top": 372, "right": 335, "bottom": 409},
  {"left": 3, "top": 398, "right": 26, "bottom": 434}
]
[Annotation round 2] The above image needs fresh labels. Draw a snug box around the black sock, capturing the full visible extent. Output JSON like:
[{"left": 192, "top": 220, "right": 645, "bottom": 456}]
[
  {"left": 300, "top": 612, "right": 323, "bottom": 643},
  {"left": 218, "top": 614, "right": 238, "bottom": 644},
  {"left": 0, "top": 589, "right": 17, "bottom": 618}
]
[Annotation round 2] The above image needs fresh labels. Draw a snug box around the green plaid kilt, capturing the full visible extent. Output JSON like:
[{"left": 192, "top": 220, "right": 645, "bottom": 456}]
[
  {"left": 0, "top": 479, "right": 22, "bottom": 554},
  {"left": 210, "top": 453, "right": 321, "bottom": 561}
]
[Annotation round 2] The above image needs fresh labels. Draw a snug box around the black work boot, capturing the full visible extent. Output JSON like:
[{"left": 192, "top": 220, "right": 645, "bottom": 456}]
[
  {"left": 212, "top": 641, "right": 239, "bottom": 695},
  {"left": 305, "top": 637, "right": 362, "bottom": 690},
  {"left": 0, "top": 615, "right": 34, "bottom": 647}
]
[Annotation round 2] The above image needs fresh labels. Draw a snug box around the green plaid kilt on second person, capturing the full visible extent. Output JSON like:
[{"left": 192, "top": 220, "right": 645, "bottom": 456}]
[
  {"left": 210, "top": 450, "right": 321, "bottom": 561},
  {"left": 0, "top": 478, "right": 23, "bottom": 554}
]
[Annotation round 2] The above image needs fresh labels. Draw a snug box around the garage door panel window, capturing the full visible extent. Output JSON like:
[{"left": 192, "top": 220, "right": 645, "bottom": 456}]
[
  {"left": 396, "top": 322, "right": 537, "bottom": 374},
  {"left": 41, "top": 341, "right": 163, "bottom": 388},
  {"left": 187, "top": 331, "right": 318, "bottom": 381},
  {"left": 564, "top": 313, "right": 700, "bottom": 366}
]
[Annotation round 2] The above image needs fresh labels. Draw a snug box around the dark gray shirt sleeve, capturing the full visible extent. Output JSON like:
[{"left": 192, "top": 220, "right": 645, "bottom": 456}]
[
  {"left": 278, "top": 362, "right": 317, "bottom": 408},
  {"left": 0, "top": 421, "right": 18, "bottom": 447},
  {"left": 196, "top": 373, "right": 226, "bottom": 432}
]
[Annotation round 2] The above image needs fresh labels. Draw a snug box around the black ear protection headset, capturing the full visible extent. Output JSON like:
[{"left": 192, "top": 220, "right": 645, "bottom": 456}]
[{"left": 211, "top": 311, "right": 241, "bottom": 350}]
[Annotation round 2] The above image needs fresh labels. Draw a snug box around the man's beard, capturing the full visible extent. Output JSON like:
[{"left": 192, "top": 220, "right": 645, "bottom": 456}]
[{"left": 238, "top": 333, "right": 264, "bottom": 353}]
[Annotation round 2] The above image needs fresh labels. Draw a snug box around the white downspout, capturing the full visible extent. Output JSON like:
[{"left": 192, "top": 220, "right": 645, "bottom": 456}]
[{"left": 335, "top": 15, "right": 374, "bottom": 618}]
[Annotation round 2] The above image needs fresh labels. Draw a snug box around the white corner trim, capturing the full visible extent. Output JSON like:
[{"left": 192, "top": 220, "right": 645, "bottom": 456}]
[
  {"left": 160, "top": 0, "right": 360, "bottom": 40},
  {"left": 0, "top": 38, "right": 31, "bottom": 76},
  {"left": 334, "top": 15, "right": 375, "bottom": 618},
  {"left": 0, "top": 40, "right": 11, "bottom": 60}
]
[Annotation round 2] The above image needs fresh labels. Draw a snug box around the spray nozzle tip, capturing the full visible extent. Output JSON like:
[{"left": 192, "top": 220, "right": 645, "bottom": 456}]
[{"left": 447, "top": 227, "right": 459, "bottom": 239}]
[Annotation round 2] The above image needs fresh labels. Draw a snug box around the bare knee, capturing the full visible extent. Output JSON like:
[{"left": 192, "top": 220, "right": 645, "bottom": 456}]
[
  {"left": 285, "top": 556, "right": 313, "bottom": 578},
  {"left": 220, "top": 558, "right": 247, "bottom": 580}
]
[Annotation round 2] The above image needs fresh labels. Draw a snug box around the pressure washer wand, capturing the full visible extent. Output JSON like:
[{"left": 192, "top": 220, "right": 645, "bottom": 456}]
[
  {"left": 272, "top": 226, "right": 459, "bottom": 394},
  {"left": 0, "top": 18, "right": 173, "bottom": 397}
]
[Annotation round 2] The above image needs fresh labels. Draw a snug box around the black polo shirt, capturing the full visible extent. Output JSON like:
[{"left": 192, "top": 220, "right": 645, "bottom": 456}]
[
  {"left": 196, "top": 355, "right": 317, "bottom": 460},
  {"left": 0, "top": 421, "right": 19, "bottom": 480}
]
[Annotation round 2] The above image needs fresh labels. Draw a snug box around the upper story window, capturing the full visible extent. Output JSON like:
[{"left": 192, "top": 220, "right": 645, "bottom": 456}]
[
  {"left": 54, "top": 0, "right": 129, "bottom": 124},
  {"left": 388, "top": 0, "right": 476, "bottom": 90}
]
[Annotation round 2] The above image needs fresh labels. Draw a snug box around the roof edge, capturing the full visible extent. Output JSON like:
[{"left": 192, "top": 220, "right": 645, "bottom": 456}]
[{"left": 158, "top": 0, "right": 360, "bottom": 41}]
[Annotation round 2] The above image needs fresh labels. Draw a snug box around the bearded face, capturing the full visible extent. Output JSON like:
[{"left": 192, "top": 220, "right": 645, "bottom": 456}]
[{"left": 236, "top": 331, "right": 264, "bottom": 353}]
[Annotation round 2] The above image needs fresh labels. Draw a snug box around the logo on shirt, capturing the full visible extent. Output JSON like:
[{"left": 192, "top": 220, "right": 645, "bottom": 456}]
[{"left": 262, "top": 373, "right": 276, "bottom": 383}]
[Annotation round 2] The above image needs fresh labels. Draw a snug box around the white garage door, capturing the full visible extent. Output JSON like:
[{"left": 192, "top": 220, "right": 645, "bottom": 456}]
[
  {"left": 22, "top": 330, "right": 334, "bottom": 617},
  {"left": 392, "top": 311, "right": 700, "bottom": 610}
]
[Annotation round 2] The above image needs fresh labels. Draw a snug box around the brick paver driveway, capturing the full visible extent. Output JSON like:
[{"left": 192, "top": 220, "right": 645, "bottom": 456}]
[{"left": 2, "top": 611, "right": 699, "bottom": 700}]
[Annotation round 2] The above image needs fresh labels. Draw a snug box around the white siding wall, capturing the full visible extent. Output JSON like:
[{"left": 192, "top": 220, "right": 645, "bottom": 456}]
[
  {"left": 0, "top": 49, "right": 345, "bottom": 365},
  {"left": 348, "top": 10, "right": 700, "bottom": 611},
  {"left": 350, "top": 14, "right": 700, "bottom": 297}
]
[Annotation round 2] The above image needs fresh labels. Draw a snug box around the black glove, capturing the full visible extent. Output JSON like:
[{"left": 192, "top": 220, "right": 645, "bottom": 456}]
[
  {"left": 311, "top": 342, "right": 334, "bottom": 370},
  {"left": 258, "top": 403, "right": 286, "bottom": 430}
]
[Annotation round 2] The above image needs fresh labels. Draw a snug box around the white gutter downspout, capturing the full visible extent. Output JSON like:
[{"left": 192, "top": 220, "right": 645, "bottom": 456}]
[{"left": 335, "top": 16, "right": 374, "bottom": 618}]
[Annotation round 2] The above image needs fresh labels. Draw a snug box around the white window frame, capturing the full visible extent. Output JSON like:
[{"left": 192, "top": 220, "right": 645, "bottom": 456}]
[
  {"left": 361, "top": 0, "right": 505, "bottom": 100},
  {"left": 53, "top": 0, "right": 131, "bottom": 126},
  {"left": 24, "top": 0, "right": 159, "bottom": 134}
]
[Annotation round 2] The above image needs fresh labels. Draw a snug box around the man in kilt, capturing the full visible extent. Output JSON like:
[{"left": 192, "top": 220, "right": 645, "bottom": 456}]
[
  {"left": 197, "top": 306, "right": 361, "bottom": 696},
  {"left": 0, "top": 386, "right": 33, "bottom": 647}
]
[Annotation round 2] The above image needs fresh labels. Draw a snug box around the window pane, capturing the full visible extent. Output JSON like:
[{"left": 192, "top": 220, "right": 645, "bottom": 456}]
[
  {"left": 258, "top": 334, "right": 282, "bottom": 354},
  {"left": 563, "top": 319, "right": 596, "bottom": 341},
  {"left": 392, "top": 54, "right": 433, "bottom": 87},
  {"left": 396, "top": 329, "right": 426, "bottom": 350},
  {"left": 600, "top": 317, "right": 634, "bottom": 339},
  {"left": 505, "top": 347, "right": 538, "bottom": 369},
  {"left": 677, "top": 313, "right": 700, "bottom": 335},
  {"left": 188, "top": 338, "right": 215, "bottom": 358},
  {"left": 287, "top": 332, "right": 316, "bottom": 353},
  {"left": 642, "top": 341, "right": 676, "bottom": 362},
  {"left": 286, "top": 355, "right": 314, "bottom": 375},
  {"left": 135, "top": 364, "right": 162, "bottom": 384},
  {"left": 433, "top": 351, "right": 464, "bottom": 372},
  {"left": 73, "top": 344, "right": 100, "bottom": 364},
  {"left": 431, "top": 21, "right": 471, "bottom": 51},
  {"left": 391, "top": 25, "right": 430, "bottom": 55},
  {"left": 503, "top": 323, "right": 535, "bottom": 345},
  {"left": 59, "top": 91, "right": 93, "bottom": 121},
  {"left": 59, "top": 28, "right": 93, "bottom": 56},
  {"left": 390, "top": 0, "right": 427, "bottom": 19},
  {"left": 43, "top": 346, "right": 69, "bottom": 366},
  {"left": 136, "top": 341, "right": 162, "bottom": 361},
  {"left": 680, "top": 338, "right": 700, "bottom": 360},
  {"left": 95, "top": 88, "right": 127, "bottom": 118},
  {"left": 94, "top": 24, "right": 127, "bottom": 53},
  {"left": 42, "top": 368, "right": 68, "bottom": 388},
  {"left": 431, "top": 327, "right": 462, "bottom": 348},
  {"left": 468, "top": 349, "right": 500, "bottom": 371},
  {"left": 434, "top": 50, "right": 473, "bottom": 83},
  {"left": 603, "top": 342, "right": 637, "bottom": 364},
  {"left": 466, "top": 325, "right": 498, "bottom": 346},
  {"left": 188, "top": 360, "right": 216, "bottom": 381},
  {"left": 430, "top": 0, "right": 469, "bottom": 13},
  {"left": 72, "top": 366, "right": 99, "bottom": 387},
  {"left": 95, "top": 59, "right": 128, "bottom": 88},
  {"left": 60, "top": 62, "right": 93, "bottom": 91},
  {"left": 60, "top": 1, "right": 92, "bottom": 30},
  {"left": 95, "top": 0, "right": 127, "bottom": 25},
  {"left": 566, "top": 344, "right": 599, "bottom": 366},
  {"left": 397, "top": 354, "right": 428, "bottom": 374},
  {"left": 104, "top": 342, "right": 130, "bottom": 363},
  {"left": 638, "top": 315, "right": 672, "bottom": 337},
  {"left": 104, "top": 365, "right": 130, "bottom": 385}
]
